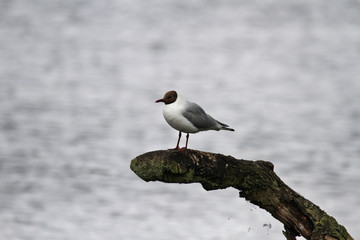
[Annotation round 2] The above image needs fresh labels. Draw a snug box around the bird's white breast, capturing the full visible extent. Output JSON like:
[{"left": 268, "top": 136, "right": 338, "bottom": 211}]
[{"left": 162, "top": 96, "right": 199, "bottom": 133}]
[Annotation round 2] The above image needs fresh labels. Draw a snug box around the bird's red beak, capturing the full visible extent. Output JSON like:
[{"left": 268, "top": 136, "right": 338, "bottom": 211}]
[{"left": 155, "top": 98, "right": 164, "bottom": 103}]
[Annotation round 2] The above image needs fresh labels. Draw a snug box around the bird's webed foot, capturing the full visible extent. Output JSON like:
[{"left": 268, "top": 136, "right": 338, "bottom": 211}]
[
  {"left": 168, "top": 147, "right": 180, "bottom": 151},
  {"left": 178, "top": 147, "right": 187, "bottom": 153}
]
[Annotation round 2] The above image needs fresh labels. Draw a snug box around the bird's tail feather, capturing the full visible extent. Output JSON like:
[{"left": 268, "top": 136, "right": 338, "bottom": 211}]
[{"left": 217, "top": 121, "right": 235, "bottom": 131}]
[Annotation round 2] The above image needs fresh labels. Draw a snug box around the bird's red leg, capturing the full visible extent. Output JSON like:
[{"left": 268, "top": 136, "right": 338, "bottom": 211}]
[
  {"left": 179, "top": 133, "right": 189, "bottom": 153},
  {"left": 175, "top": 131, "right": 182, "bottom": 149},
  {"left": 168, "top": 131, "right": 181, "bottom": 150}
]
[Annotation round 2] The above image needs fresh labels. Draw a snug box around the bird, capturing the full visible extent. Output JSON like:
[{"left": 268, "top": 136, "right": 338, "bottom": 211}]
[{"left": 155, "top": 90, "right": 234, "bottom": 152}]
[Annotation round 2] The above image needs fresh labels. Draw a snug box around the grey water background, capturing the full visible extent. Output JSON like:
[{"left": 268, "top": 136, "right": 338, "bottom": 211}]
[{"left": 1, "top": 0, "right": 360, "bottom": 239}]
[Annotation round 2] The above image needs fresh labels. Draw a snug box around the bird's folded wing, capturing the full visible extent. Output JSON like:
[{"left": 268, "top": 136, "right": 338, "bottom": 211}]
[{"left": 182, "top": 102, "right": 217, "bottom": 130}]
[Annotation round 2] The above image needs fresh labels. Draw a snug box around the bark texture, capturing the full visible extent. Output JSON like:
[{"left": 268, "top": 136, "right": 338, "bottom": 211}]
[{"left": 130, "top": 149, "right": 353, "bottom": 240}]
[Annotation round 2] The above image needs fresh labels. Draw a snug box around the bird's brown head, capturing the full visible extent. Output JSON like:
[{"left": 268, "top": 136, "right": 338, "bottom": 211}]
[{"left": 155, "top": 90, "right": 178, "bottom": 105}]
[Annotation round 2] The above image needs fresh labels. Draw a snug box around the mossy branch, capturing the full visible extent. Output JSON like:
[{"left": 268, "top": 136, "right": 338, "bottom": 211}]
[{"left": 130, "top": 149, "right": 353, "bottom": 240}]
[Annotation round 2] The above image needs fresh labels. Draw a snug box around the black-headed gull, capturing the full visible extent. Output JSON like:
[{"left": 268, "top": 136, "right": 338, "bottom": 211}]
[{"left": 155, "top": 90, "right": 234, "bottom": 152}]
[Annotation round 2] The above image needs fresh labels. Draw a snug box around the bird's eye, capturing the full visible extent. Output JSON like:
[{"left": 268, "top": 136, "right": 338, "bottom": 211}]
[{"left": 168, "top": 96, "right": 173, "bottom": 99}]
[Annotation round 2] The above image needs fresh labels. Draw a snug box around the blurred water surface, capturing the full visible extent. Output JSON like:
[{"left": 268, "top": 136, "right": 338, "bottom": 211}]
[{"left": 1, "top": 0, "right": 360, "bottom": 239}]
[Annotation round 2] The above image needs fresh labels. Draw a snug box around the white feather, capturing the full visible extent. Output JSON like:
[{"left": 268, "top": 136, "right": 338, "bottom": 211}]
[{"left": 162, "top": 95, "right": 199, "bottom": 133}]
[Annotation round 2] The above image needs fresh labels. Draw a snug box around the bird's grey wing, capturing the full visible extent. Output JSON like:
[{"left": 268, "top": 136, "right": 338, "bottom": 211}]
[{"left": 182, "top": 102, "right": 217, "bottom": 130}]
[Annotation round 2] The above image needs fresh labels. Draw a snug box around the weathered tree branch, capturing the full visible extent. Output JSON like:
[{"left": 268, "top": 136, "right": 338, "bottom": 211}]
[{"left": 130, "top": 149, "right": 353, "bottom": 240}]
